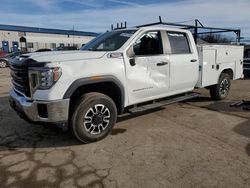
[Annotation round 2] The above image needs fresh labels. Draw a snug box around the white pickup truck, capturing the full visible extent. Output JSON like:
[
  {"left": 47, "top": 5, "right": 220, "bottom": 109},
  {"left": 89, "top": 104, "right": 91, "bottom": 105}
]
[{"left": 9, "top": 26, "right": 244, "bottom": 143}]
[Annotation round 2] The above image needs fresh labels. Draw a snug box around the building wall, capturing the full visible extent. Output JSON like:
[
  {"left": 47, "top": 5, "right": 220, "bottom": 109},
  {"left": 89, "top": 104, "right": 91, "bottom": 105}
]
[
  {"left": 0, "top": 30, "right": 20, "bottom": 52},
  {"left": 25, "top": 32, "right": 94, "bottom": 52},
  {"left": 0, "top": 30, "right": 95, "bottom": 53}
]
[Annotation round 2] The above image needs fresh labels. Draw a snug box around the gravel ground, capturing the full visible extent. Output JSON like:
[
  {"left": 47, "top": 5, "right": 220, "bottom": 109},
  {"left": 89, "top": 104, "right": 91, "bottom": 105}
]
[{"left": 0, "top": 68, "right": 250, "bottom": 188}]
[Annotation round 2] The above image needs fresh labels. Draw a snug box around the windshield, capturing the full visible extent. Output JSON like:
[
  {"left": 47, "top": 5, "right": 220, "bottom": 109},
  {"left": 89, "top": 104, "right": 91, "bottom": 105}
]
[{"left": 81, "top": 30, "right": 137, "bottom": 51}]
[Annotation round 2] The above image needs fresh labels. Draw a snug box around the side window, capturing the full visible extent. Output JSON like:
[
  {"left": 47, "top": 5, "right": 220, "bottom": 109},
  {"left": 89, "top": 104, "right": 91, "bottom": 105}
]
[
  {"left": 27, "top": 42, "right": 34, "bottom": 49},
  {"left": 167, "top": 32, "right": 191, "bottom": 54},
  {"left": 134, "top": 31, "right": 163, "bottom": 56}
]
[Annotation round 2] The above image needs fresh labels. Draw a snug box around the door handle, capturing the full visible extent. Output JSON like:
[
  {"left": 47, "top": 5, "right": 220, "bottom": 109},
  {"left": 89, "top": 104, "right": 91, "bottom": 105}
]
[
  {"left": 157, "top": 62, "right": 168, "bottom": 66},
  {"left": 190, "top": 59, "right": 197, "bottom": 62}
]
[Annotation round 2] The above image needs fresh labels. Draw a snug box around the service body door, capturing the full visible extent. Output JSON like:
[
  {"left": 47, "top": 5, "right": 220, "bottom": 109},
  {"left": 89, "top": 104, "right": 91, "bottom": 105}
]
[
  {"left": 196, "top": 47, "right": 218, "bottom": 87},
  {"left": 125, "top": 30, "right": 170, "bottom": 105},
  {"left": 166, "top": 31, "right": 199, "bottom": 93}
]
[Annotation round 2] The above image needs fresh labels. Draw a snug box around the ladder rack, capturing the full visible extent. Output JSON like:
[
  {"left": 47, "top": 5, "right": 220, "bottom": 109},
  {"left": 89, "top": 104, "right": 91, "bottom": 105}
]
[{"left": 110, "top": 16, "right": 241, "bottom": 43}]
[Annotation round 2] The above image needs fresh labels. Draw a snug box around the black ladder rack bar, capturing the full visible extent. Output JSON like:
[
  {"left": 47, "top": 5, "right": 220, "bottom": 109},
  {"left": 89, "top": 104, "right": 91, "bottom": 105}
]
[
  {"left": 110, "top": 16, "right": 241, "bottom": 43},
  {"left": 135, "top": 16, "right": 241, "bottom": 43}
]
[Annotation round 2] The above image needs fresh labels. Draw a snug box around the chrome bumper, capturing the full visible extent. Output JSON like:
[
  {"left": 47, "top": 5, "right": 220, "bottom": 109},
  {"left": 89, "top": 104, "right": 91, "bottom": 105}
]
[{"left": 9, "top": 89, "right": 70, "bottom": 123}]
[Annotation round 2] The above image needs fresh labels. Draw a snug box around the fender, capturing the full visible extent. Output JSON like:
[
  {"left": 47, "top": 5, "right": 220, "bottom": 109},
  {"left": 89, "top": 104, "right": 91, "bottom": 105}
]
[{"left": 63, "top": 75, "right": 125, "bottom": 113}]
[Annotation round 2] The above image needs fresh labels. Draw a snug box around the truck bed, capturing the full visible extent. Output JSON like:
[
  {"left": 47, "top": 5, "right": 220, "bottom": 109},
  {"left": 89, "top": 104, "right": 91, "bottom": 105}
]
[{"left": 196, "top": 44, "right": 244, "bottom": 88}]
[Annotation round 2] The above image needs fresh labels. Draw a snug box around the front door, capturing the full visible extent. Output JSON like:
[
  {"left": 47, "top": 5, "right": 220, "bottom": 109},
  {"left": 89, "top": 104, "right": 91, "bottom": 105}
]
[{"left": 125, "top": 31, "right": 170, "bottom": 105}]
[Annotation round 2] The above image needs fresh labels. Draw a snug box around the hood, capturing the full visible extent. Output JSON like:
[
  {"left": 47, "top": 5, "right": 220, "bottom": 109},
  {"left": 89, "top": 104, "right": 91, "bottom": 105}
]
[{"left": 22, "top": 50, "right": 107, "bottom": 63}]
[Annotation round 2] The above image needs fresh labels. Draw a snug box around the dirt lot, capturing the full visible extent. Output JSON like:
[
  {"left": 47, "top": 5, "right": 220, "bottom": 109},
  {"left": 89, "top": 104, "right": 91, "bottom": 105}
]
[{"left": 0, "top": 68, "right": 250, "bottom": 188}]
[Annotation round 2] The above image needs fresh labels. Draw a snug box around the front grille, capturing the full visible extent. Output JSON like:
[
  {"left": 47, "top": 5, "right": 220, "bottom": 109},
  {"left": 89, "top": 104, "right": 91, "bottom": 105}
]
[{"left": 10, "top": 63, "right": 30, "bottom": 97}]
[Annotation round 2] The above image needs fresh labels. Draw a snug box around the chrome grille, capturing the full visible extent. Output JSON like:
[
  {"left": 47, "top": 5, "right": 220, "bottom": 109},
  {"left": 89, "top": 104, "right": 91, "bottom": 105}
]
[{"left": 10, "top": 63, "right": 30, "bottom": 97}]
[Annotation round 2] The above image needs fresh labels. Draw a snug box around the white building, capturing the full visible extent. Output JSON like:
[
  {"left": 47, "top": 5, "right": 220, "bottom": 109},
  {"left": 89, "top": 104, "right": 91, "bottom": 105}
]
[{"left": 0, "top": 24, "right": 97, "bottom": 52}]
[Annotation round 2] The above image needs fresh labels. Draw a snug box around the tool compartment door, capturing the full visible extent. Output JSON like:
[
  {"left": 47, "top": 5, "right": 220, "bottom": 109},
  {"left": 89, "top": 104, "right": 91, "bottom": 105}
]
[{"left": 197, "top": 47, "right": 218, "bottom": 87}]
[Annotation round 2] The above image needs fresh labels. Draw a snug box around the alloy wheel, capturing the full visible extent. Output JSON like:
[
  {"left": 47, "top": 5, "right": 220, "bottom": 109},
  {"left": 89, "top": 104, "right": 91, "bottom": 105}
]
[
  {"left": 83, "top": 104, "right": 111, "bottom": 135},
  {"left": 219, "top": 79, "right": 229, "bottom": 97}
]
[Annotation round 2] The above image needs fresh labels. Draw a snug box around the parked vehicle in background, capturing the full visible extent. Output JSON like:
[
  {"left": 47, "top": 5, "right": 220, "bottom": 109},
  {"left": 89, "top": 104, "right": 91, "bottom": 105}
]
[
  {"left": 9, "top": 26, "right": 244, "bottom": 143},
  {"left": 0, "top": 51, "right": 27, "bottom": 68},
  {"left": 0, "top": 51, "right": 8, "bottom": 57},
  {"left": 243, "top": 45, "right": 250, "bottom": 75},
  {"left": 35, "top": 49, "right": 52, "bottom": 52}
]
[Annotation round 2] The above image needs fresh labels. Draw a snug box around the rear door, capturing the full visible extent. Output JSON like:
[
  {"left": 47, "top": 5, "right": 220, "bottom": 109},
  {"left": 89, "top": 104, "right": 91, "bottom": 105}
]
[{"left": 166, "top": 31, "right": 199, "bottom": 93}]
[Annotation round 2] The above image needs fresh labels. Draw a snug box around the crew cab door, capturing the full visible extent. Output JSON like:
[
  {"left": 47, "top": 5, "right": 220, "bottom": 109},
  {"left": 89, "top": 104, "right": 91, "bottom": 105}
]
[
  {"left": 125, "top": 30, "right": 170, "bottom": 105},
  {"left": 166, "top": 31, "right": 199, "bottom": 93}
]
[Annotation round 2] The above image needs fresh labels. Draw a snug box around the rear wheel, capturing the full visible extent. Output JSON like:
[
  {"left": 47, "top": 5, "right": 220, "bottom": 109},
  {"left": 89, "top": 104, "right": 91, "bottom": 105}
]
[
  {"left": 209, "top": 73, "right": 231, "bottom": 100},
  {"left": 71, "top": 92, "right": 117, "bottom": 143},
  {"left": 0, "top": 60, "right": 7, "bottom": 68}
]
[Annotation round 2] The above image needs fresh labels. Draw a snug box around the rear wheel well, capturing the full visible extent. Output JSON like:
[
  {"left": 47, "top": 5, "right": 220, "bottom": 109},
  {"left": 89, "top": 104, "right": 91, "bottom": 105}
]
[
  {"left": 221, "top": 69, "right": 233, "bottom": 79},
  {"left": 69, "top": 82, "right": 123, "bottom": 115}
]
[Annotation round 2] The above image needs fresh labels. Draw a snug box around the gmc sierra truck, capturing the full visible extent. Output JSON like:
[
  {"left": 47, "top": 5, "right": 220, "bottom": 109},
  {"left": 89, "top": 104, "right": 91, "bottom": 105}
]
[{"left": 9, "top": 26, "right": 244, "bottom": 143}]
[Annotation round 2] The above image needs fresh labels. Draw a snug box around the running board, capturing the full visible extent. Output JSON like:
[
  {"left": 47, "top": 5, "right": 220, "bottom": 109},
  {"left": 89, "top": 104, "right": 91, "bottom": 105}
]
[{"left": 128, "top": 92, "right": 200, "bottom": 114}]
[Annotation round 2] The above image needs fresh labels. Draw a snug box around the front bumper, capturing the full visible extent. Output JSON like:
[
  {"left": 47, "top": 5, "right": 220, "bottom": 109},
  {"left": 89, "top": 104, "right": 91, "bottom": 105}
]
[{"left": 9, "top": 89, "right": 70, "bottom": 123}]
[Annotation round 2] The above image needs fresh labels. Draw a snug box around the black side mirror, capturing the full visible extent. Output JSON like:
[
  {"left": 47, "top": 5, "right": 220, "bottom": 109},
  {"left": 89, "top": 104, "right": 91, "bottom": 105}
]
[
  {"left": 129, "top": 58, "right": 136, "bottom": 66},
  {"left": 127, "top": 46, "right": 136, "bottom": 66}
]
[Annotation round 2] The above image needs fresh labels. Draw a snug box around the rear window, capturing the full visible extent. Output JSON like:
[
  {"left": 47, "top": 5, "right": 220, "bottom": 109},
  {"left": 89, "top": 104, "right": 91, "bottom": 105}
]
[{"left": 167, "top": 32, "right": 191, "bottom": 54}]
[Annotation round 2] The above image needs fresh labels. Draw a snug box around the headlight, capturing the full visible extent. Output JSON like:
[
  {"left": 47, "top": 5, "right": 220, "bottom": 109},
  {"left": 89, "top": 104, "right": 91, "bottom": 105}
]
[
  {"left": 39, "top": 67, "right": 62, "bottom": 89},
  {"left": 29, "top": 67, "right": 62, "bottom": 93}
]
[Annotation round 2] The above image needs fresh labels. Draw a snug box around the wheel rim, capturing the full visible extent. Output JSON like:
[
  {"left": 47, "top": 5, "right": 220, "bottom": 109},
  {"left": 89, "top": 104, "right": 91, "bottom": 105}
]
[
  {"left": 0, "top": 61, "right": 6, "bottom": 68},
  {"left": 83, "top": 104, "right": 111, "bottom": 135},
  {"left": 219, "top": 79, "right": 229, "bottom": 97}
]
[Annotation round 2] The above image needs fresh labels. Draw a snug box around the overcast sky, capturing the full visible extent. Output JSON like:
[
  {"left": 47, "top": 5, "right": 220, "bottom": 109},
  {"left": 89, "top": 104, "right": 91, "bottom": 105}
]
[{"left": 0, "top": 0, "right": 249, "bottom": 39}]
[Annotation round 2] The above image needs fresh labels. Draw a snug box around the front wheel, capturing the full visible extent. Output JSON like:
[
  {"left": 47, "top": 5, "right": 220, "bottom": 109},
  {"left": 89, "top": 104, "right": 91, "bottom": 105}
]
[
  {"left": 71, "top": 92, "right": 117, "bottom": 143},
  {"left": 209, "top": 73, "right": 231, "bottom": 100}
]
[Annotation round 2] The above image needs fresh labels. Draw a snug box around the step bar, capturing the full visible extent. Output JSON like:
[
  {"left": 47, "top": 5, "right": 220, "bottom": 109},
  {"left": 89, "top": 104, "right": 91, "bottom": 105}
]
[{"left": 128, "top": 92, "right": 200, "bottom": 113}]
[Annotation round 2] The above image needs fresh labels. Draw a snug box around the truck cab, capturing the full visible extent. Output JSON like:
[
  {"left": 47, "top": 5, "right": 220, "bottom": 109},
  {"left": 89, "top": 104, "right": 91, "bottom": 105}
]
[{"left": 9, "top": 26, "right": 244, "bottom": 143}]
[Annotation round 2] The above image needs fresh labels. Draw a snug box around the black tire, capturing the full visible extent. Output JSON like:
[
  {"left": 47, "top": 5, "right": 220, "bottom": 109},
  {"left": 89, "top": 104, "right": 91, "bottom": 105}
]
[
  {"left": 209, "top": 73, "right": 231, "bottom": 100},
  {"left": 0, "top": 60, "right": 7, "bottom": 68},
  {"left": 71, "top": 92, "right": 117, "bottom": 143}
]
